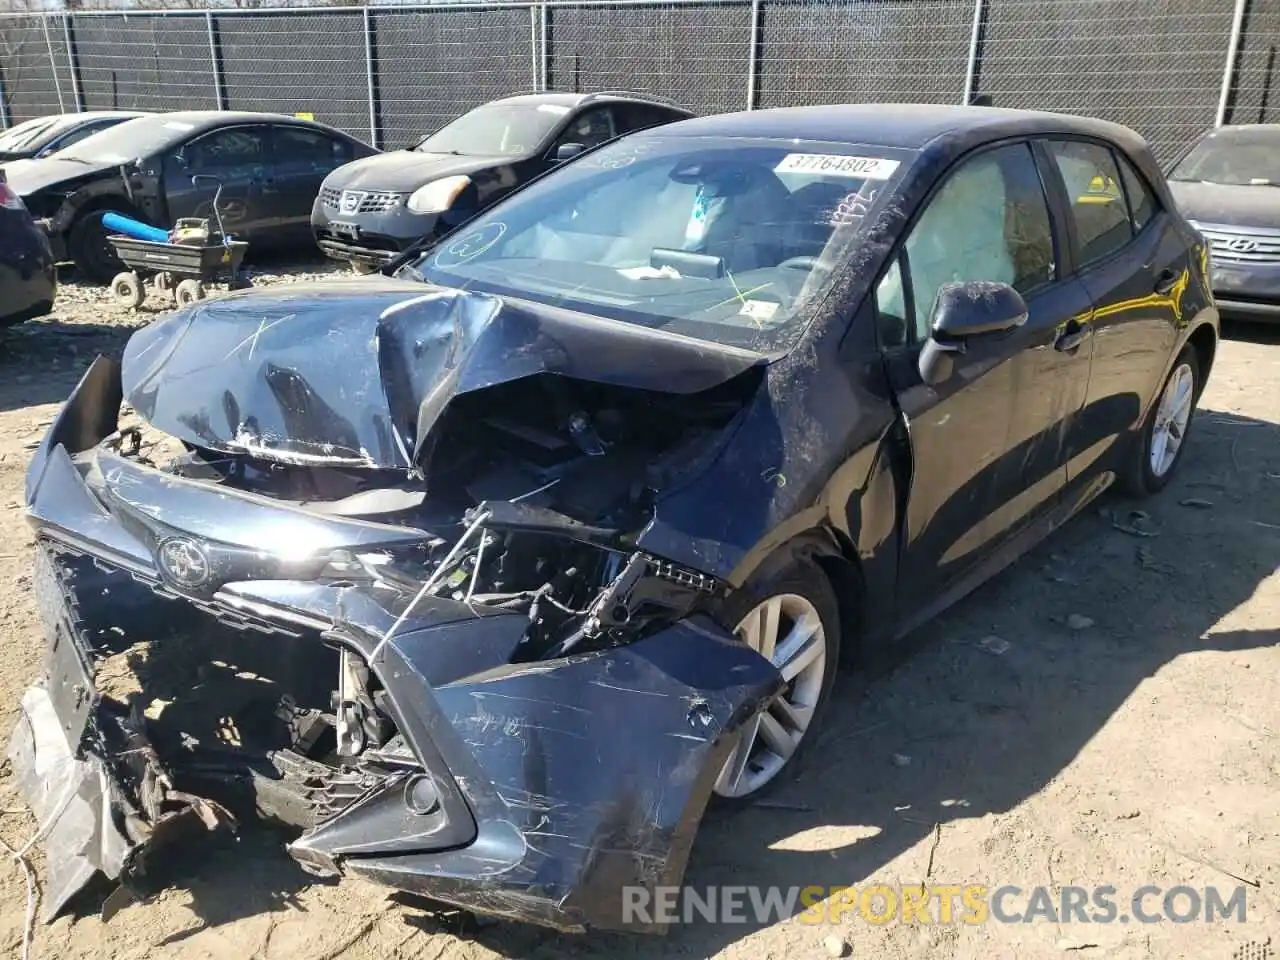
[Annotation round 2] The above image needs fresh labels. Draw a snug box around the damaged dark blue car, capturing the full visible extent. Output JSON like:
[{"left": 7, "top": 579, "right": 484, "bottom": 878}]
[{"left": 11, "top": 105, "right": 1217, "bottom": 933}]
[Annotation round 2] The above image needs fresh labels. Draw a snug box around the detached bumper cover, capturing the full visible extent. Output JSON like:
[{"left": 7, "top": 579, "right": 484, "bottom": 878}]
[{"left": 14, "top": 357, "right": 781, "bottom": 931}]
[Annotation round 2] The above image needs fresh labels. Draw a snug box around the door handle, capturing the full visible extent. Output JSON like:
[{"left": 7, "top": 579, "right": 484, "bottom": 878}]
[
  {"left": 1154, "top": 268, "right": 1179, "bottom": 296},
  {"left": 1054, "top": 320, "right": 1092, "bottom": 353}
]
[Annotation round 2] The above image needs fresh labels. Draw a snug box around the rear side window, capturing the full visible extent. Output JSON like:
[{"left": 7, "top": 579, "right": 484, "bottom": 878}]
[
  {"left": 274, "top": 126, "right": 351, "bottom": 169},
  {"left": 51, "top": 120, "right": 114, "bottom": 153},
  {"left": 615, "top": 103, "right": 685, "bottom": 133},
  {"left": 1117, "top": 156, "right": 1156, "bottom": 232},
  {"left": 1046, "top": 140, "right": 1132, "bottom": 266}
]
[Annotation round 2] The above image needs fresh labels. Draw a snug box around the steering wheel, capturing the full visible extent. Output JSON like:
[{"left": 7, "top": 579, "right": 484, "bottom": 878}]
[{"left": 778, "top": 256, "right": 819, "bottom": 272}]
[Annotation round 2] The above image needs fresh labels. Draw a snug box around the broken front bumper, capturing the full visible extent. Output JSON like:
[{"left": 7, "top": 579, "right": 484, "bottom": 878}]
[{"left": 13, "top": 357, "right": 782, "bottom": 932}]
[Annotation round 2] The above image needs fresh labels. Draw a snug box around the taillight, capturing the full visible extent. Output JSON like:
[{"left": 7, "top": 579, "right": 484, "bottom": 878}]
[{"left": 0, "top": 179, "right": 23, "bottom": 211}]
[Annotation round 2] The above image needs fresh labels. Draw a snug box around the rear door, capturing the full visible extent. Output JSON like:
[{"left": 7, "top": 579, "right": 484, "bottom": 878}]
[
  {"left": 162, "top": 125, "right": 271, "bottom": 239},
  {"left": 1040, "top": 140, "right": 1183, "bottom": 481},
  {"left": 875, "top": 141, "right": 1093, "bottom": 609},
  {"left": 267, "top": 125, "right": 356, "bottom": 240}
]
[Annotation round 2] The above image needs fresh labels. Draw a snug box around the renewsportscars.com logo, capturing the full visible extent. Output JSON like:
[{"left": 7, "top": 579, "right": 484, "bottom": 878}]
[{"left": 621, "top": 884, "right": 1250, "bottom": 926}]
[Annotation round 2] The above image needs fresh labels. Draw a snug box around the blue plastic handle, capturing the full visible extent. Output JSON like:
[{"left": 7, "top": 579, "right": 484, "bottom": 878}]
[{"left": 101, "top": 211, "right": 169, "bottom": 244}]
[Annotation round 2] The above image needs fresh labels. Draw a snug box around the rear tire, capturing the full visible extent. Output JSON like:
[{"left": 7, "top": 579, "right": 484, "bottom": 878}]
[
  {"left": 68, "top": 211, "right": 124, "bottom": 284},
  {"left": 1119, "top": 346, "right": 1201, "bottom": 497},
  {"left": 711, "top": 564, "right": 841, "bottom": 806}
]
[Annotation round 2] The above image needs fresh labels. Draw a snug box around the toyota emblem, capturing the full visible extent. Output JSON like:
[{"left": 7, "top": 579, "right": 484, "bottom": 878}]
[
  {"left": 158, "top": 537, "right": 211, "bottom": 588},
  {"left": 340, "top": 190, "right": 364, "bottom": 214},
  {"left": 1225, "top": 238, "right": 1259, "bottom": 253}
]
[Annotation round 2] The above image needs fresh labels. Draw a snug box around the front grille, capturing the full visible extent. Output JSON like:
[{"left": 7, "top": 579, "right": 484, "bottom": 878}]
[
  {"left": 320, "top": 189, "right": 403, "bottom": 215},
  {"left": 1199, "top": 227, "right": 1280, "bottom": 264},
  {"left": 356, "top": 191, "right": 403, "bottom": 214}
]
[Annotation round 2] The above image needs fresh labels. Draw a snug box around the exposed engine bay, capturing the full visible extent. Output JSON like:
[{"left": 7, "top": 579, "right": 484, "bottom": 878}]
[{"left": 12, "top": 280, "right": 782, "bottom": 931}]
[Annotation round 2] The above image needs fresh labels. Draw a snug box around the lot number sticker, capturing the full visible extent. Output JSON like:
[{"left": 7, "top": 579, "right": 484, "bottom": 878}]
[{"left": 774, "top": 154, "right": 900, "bottom": 179}]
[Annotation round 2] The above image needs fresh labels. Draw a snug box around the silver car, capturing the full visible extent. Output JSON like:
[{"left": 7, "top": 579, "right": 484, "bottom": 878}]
[{"left": 1168, "top": 124, "right": 1280, "bottom": 322}]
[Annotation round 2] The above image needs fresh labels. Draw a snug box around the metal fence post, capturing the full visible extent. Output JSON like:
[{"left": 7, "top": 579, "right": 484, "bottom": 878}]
[
  {"left": 40, "top": 14, "right": 66, "bottom": 113},
  {"left": 0, "top": 70, "right": 9, "bottom": 130},
  {"left": 1216, "top": 0, "right": 1248, "bottom": 126},
  {"left": 63, "top": 14, "right": 83, "bottom": 111},
  {"left": 364, "top": 6, "right": 378, "bottom": 147},
  {"left": 529, "top": 5, "right": 538, "bottom": 92},
  {"left": 539, "top": 3, "right": 549, "bottom": 91},
  {"left": 962, "top": 0, "right": 985, "bottom": 105},
  {"left": 206, "top": 11, "right": 226, "bottom": 110},
  {"left": 746, "top": 0, "right": 761, "bottom": 110}
]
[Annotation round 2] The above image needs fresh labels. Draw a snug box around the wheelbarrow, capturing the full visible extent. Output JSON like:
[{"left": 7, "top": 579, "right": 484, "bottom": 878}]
[{"left": 107, "top": 175, "right": 251, "bottom": 309}]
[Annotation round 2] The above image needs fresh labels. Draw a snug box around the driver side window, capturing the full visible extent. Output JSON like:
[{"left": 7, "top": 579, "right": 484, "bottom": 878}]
[
  {"left": 554, "top": 107, "right": 616, "bottom": 153},
  {"left": 181, "top": 127, "right": 267, "bottom": 172},
  {"left": 875, "top": 142, "right": 1055, "bottom": 346}
]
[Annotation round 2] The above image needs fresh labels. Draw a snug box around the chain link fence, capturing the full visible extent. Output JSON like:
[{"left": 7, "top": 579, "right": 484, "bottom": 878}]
[{"left": 0, "top": 0, "right": 1276, "bottom": 161}]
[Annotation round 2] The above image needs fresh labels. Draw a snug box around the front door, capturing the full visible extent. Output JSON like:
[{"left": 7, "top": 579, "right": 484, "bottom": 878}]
[
  {"left": 875, "top": 141, "right": 1092, "bottom": 612},
  {"left": 163, "top": 125, "right": 270, "bottom": 240}
]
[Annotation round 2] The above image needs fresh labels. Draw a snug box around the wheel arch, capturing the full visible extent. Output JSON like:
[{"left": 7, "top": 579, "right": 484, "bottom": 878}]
[
  {"left": 62, "top": 192, "right": 142, "bottom": 237},
  {"left": 726, "top": 524, "right": 866, "bottom": 669},
  {"left": 1184, "top": 320, "right": 1218, "bottom": 398}
]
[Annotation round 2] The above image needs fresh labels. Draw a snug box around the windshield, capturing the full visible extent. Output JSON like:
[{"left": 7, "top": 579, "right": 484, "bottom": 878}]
[
  {"left": 402, "top": 136, "right": 908, "bottom": 351},
  {"left": 1171, "top": 129, "right": 1280, "bottom": 186},
  {"left": 416, "top": 102, "right": 570, "bottom": 157},
  {"left": 59, "top": 115, "right": 196, "bottom": 164},
  {"left": 0, "top": 116, "right": 62, "bottom": 152}
]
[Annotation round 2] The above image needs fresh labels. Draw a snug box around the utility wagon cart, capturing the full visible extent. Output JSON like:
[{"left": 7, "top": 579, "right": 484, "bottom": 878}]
[{"left": 106, "top": 174, "right": 252, "bottom": 309}]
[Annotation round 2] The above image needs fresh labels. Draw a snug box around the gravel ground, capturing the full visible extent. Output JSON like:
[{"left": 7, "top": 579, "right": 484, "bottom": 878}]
[{"left": 0, "top": 263, "right": 1276, "bottom": 960}]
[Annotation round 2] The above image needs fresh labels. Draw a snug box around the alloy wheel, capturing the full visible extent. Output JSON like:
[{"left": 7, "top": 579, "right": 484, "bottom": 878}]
[
  {"left": 714, "top": 592, "right": 828, "bottom": 799},
  {"left": 1150, "top": 362, "right": 1194, "bottom": 478}
]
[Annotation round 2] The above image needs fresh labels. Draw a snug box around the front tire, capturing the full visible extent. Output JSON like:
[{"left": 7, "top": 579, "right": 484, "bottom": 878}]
[
  {"left": 1120, "top": 346, "right": 1201, "bottom": 497},
  {"left": 68, "top": 212, "right": 124, "bottom": 284},
  {"left": 712, "top": 565, "right": 841, "bottom": 804}
]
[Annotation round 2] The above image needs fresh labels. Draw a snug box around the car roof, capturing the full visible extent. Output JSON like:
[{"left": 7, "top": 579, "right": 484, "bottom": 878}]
[
  {"left": 650, "top": 103, "right": 1148, "bottom": 152},
  {"left": 1195, "top": 123, "right": 1280, "bottom": 137},
  {"left": 138, "top": 110, "right": 354, "bottom": 135},
  {"left": 70, "top": 110, "right": 150, "bottom": 121},
  {"left": 490, "top": 91, "right": 690, "bottom": 112}
]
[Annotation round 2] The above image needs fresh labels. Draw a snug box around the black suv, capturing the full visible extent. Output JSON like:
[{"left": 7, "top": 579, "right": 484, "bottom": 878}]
[{"left": 311, "top": 91, "right": 693, "bottom": 271}]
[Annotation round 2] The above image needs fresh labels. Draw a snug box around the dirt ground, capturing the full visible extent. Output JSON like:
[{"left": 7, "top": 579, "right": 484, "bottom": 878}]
[{"left": 0, "top": 263, "right": 1275, "bottom": 960}]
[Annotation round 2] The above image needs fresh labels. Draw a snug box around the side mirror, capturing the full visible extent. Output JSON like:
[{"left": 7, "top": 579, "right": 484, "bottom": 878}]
[
  {"left": 918, "top": 281, "right": 1027, "bottom": 386},
  {"left": 553, "top": 142, "right": 585, "bottom": 162}
]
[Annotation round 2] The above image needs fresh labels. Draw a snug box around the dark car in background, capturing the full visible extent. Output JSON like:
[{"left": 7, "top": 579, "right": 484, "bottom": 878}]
[
  {"left": 0, "top": 169, "right": 56, "bottom": 326},
  {"left": 0, "top": 111, "right": 148, "bottom": 163},
  {"left": 4, "top": 111, "right": 376, "bottom": 282},
  {"left": 312, "top": 92, "right": 692, "bottom": 271},
  {"left": 1169, "top": 124, "right": 1280, "bottom": 321},
  {"left": 13, "top": 105, "right": 1217, "bottom": 932}
]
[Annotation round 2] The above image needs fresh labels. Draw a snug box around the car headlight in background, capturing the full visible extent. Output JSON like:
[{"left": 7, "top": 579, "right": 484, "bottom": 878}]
[{"left": 407, "top": 175, "right": 471, "bottom": 214}]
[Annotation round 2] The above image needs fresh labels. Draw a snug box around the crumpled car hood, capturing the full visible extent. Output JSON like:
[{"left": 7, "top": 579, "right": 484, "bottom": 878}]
[{"left": 121, "top": 277, "right": 765, "bottom": 470}]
